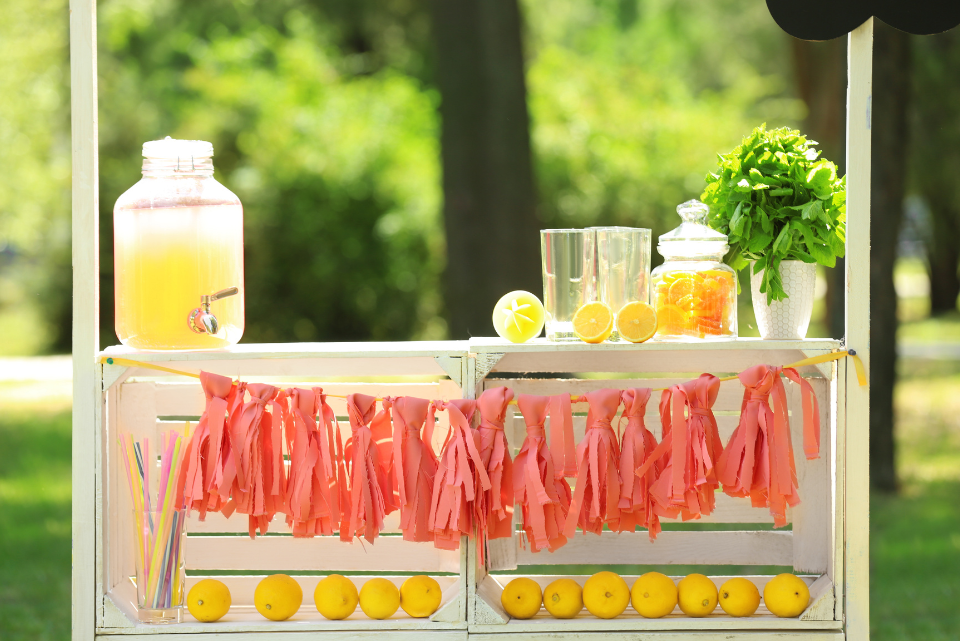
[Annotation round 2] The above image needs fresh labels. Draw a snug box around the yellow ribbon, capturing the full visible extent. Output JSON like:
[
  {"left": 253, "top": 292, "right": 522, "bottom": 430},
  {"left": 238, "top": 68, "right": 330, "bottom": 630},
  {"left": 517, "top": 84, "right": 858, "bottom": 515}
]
[{"left": 102, "top": 348, "right": 867, "bottom": 403}]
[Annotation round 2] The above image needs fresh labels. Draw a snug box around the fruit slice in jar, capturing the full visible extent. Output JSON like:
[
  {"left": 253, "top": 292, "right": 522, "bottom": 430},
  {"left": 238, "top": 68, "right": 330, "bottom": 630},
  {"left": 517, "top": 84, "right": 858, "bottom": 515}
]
[
  {"left": 655, "top": 304, "right": 686, "bottom": 335},
  {"left": 616, "top": 302, "right": 658, "bottom": 343},
  {"left": 668, "top": 277, "right": 697, "bottom": 305}
]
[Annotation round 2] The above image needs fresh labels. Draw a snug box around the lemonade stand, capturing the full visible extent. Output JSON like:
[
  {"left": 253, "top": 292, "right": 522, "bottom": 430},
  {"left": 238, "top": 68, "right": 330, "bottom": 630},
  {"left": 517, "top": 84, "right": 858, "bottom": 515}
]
[{"left": 67, "top": 4, "right": 960, "bottom": 641}]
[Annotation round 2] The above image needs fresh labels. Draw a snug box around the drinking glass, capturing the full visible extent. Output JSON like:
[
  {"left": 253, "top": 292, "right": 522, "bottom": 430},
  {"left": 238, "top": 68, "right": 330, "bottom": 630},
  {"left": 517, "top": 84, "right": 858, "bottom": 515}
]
[
  {"left": 540, "top": 229, "right": 596, "bottom": 341},
  {"left": 132, "top": 509, "right": 187, "bottom": 624},
  {"left": 595, "top": 227, "right": 652, "bottom": 341}
]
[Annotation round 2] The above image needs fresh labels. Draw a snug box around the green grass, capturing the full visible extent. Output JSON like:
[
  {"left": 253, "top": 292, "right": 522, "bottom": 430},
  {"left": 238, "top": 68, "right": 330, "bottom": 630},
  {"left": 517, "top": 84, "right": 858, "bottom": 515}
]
[{"left": 0, "top": 408, "right": 72, "bottom": 641}]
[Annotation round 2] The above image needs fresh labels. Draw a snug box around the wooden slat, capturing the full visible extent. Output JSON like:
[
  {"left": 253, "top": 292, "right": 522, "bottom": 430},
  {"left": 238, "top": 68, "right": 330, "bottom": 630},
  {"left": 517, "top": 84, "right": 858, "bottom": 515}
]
[
  {"left": 845, "top": 19, "right": 873, "bottom": 641},
  {"left": 791, "top": 377, "right": 832, "bottom": 574},
  {"left": 71, "top": 0, "right": 99, "bottom": 638},
  {"left": 186, "top": 509, "right": 404, "bottom": 535},
  {"left": 493, "top": 348, "right": 832, "bottom": 376},
  {"left": 511, "top": 530, "right": 792, "bottom": 566},
  {"left": 488, "top": 378, "right": 748, "bottom": 411},
  {"left": 185, "top": 535, "right": 461, "bottom": 573}
]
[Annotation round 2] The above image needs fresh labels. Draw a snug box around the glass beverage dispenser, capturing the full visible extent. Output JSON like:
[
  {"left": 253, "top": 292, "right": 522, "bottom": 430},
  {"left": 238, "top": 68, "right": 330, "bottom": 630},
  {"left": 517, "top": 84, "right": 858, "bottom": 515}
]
[{"left": 114, "top": 138, "right": 244, "bottom": 349}]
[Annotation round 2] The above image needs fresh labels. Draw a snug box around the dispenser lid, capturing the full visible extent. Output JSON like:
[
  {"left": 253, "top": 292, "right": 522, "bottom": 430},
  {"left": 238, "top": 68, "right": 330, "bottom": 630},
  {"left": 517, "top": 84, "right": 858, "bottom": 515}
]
[
  {"left": 658, "top": 200, "right": 729, "bottom": 257},
  {"left": 142, "top": 137, "right": 214, "bottom": 159}
]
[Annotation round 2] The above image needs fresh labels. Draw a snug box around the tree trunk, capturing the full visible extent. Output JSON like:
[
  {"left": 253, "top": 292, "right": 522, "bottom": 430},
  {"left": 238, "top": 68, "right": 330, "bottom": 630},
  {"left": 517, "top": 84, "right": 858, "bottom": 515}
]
[
  {"left": 431, "top": 0, "right": 542, "bottom": 338},
  {"left": 870, "top": 22, "right": 910, "bottom": 493},
  {"left": 790, "top": 37, "right": 847, "bottom": 339},
  {"left": 910, "top": 30, "right": 960, "bottom": 316},
  {"left": 926, "top": 196, "right": 960, "bottom": 314}
]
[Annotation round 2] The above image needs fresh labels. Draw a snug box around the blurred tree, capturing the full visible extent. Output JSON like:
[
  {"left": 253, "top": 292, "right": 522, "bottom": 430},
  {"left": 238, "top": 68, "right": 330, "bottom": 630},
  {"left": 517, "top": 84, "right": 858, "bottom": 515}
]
[
  {"left": 910, "top": 30, "right": 960, "bottom": 315},
  {"left": 523, "top": 0, "right": 803, "bottom": 250},
  {"left": 791, "top": 37, "right": 846, "bottom": 339},
  {"left": 79, "top": 0, "right": 446, "bottom": 348},
  {"left": 0, "top": 0, "right": 70, "bottom": 355},
  {"left": 871, "top": 21, "right": 911, "bottom": 493},
  {"left": 431, "top": 0, "right": 541, "bottom": 338}
]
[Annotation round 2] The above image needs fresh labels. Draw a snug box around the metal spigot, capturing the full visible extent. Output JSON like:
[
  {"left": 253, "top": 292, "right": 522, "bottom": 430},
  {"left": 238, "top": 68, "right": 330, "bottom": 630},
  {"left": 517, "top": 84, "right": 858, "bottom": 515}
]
[{"left": 188, "top": 287, "right": 239, "bottom": 335}]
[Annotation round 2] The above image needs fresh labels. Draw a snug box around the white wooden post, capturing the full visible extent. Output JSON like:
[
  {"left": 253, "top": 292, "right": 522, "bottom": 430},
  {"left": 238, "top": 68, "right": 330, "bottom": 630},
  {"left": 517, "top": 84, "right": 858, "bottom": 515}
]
[
  {"left": 844, "top": 17, "right": 873, "bottom": 641},
  {"left": 70, "top": 0, "right": 99, "bottom": 640}
]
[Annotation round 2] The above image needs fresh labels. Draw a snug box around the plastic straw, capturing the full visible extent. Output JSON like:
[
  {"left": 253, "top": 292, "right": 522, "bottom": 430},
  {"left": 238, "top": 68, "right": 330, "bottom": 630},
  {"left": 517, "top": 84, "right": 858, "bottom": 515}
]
[{"left": 120, "top": 430, "right": 186, "bottom": 610}]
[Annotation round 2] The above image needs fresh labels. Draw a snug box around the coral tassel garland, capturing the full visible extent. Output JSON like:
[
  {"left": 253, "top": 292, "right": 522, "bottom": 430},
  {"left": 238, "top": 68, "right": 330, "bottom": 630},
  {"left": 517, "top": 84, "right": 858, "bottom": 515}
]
[
  {"left": 392, "top": 396, "right": 438, "bottom": 542},
  {"left": 341, "top": 394, "right": 394, "bottom": 543},
  {"left": 564, "top": 389, "right": 622, "bottom": 537},
  {"left": 716, "top": 365, "right": 820, "bottom": 527},
  {"left": 430, "top": 399, "right": 488, "bottom": 550},
  {"left": 220, "top": 383, "right": 287, "bottom": 538},
  {"left": 180, "top": 371, "right": 237, "bottom": 519},
  {"left": 283, "top": 388, "right": 341, "bottom": 537},
  {"left": 636, "top": 374, "right": 723, "bottom": 521},
  {"left": 617, "top": 388, "right": 663, "bottom": 539},
  {"left": 476, "top": 387, "right": 515, "bottom": 542},
  {"left": 514, "top": 394, "right": 573, "bottom": 552}
]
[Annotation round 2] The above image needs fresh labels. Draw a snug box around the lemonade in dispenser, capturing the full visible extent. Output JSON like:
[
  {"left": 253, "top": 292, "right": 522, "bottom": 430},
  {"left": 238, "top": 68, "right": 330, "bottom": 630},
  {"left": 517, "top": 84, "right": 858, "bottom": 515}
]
[
  {"left": 114, "top": 138, "right": 244, "bottom": 349},
  {"left": 652, "top": 200, "right": 737, "bottom": 339}
]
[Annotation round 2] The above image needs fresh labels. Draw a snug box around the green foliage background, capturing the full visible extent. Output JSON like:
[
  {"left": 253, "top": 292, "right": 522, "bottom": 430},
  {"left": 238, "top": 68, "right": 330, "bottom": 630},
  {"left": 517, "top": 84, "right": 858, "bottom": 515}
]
[{"left": 1, "top": 0, "right": 807, "bottom": 353}]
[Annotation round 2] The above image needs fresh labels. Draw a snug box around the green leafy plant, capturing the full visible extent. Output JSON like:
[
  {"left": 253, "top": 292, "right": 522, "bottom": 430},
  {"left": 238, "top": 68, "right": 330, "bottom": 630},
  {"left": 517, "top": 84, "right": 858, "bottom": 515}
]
[{"left": 700, "top": 124, "right": 846, "bottom": 303}]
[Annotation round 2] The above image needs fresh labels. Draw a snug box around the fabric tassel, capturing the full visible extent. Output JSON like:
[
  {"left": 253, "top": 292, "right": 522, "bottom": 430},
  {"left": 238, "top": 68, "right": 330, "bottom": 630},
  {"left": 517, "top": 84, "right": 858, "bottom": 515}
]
[
  {"left": 617, "top": 388, "right": 662, "bottom": 539},
  {"left": 283, "top": 388, "right": 341, "bottom": 537},
  {"left": 341, "top": 394, "right": 395, "bottom": 543},
  {"left": 219, "top": 383, "right": 287, "bottom": 538},
  {"left": 476, "top": 387, "right": 516, "bottom": 543},
  {"left": 636, "top": 374, "right": 723, "bottom": 521},
  {"left": 181, "top": 371, "right": 237, "bottom": 519},
  {"left": 564, "top": 389, "right": 622, "bottom": 537},
  {"left": 392, "top": 396, "right": 438, "bottom": 542},
  {"left": 430, "top": 399, "right": 488, "bottom": 550},
  {"left": 513, "top": 394, "right": 573, "bottom": 552},
  {"left": 716, "top": 365, "right": 821, "bottom": 527}
]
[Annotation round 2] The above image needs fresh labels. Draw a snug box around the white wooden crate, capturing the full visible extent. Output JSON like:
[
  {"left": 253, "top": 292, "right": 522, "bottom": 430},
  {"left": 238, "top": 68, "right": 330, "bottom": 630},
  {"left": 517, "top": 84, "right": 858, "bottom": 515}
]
[
  {"left": 466, "top": 339, "right": 843, "bottom": 637},
  {"left": 97, "top": 344, "right": 471, "bottom": 637}
]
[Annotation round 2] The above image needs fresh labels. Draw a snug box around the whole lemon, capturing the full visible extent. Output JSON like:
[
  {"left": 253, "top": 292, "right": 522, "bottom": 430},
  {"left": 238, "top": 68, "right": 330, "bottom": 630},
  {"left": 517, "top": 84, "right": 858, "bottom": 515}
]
[
  {"left": 314, "top": 574, "right": 358, "bottom": 620},
  {"left": 186, "top": 578, "right": 231, "bottom": 622},
  {"left": 500, "top": 577, "right": 542, "bottom": 619},
  {"left": 493, "top": 291, "right": 545, "bottom": 343},
  {"left": 677, "top": 574, "right": 718, "bottom": 617},
  {"left": 400, "top": 575, "right": 443, "bottom": 618},
  {"left": 631, "top": 572, "right": 677, "bottom": 618},
  {"left": 763, "top": 574, "right": 810, "bottom": 618},
  {"left": 254, "top": 574, "right": 302, "bottom": 621},
  {"left": 582, "top": 571, "right": 630, "bottom": 619},
  {"left": 718, "top": 577, "right": 760, "bottom": 617},
  {"left": 543, "top": 578, "right": 583, "bottom": 619},
  {"left": 359, "top": 578, "right": 400, "bottom": 619}
]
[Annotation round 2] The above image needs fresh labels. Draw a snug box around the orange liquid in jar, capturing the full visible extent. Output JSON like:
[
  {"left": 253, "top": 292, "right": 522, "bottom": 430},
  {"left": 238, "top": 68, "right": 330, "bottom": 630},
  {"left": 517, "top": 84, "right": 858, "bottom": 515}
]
[
  {"left": 114, "top": 204, "right": 244, "bottom": 349},
  {"left": 654, "top": 270, "right": 735, "bottom": 338}
]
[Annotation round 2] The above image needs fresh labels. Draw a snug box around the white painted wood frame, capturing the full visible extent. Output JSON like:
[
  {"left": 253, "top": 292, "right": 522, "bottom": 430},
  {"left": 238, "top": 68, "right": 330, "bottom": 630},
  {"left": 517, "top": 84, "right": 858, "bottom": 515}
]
[
  {"left": 844, "top": 18, "right": 873, "bottom": 641},
  {"left": 70, "top": 3, "right": 874, "bottom": 640}
]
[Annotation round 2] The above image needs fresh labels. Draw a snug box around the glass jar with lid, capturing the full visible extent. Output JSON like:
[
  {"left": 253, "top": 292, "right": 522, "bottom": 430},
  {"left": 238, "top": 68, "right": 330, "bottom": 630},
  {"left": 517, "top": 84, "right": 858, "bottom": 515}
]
[
  {"left": 652, "top": 200, "right": 736, "bottom": 339},
  {"left": 113, "top": 137, "right": 244, "bottom": 349}
]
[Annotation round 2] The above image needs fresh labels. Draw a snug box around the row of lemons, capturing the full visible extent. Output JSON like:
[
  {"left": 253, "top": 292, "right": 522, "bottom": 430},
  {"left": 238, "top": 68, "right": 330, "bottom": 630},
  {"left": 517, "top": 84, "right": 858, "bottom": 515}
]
[
  {"left": 501, "top": 572, "right": 810, "bottom": 619},
  {"left": 186, "top": 574, "right": 442, "bottom": 623}
]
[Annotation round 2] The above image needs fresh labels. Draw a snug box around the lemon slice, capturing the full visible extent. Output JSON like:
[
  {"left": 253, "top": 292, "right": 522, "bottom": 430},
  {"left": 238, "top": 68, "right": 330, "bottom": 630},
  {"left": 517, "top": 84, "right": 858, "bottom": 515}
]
[
  {"left": 616, "top": 302, "right": 657, "bottom": 343},
  {"left": 572, "top": 302, "right": 614, "bottom": 344}
]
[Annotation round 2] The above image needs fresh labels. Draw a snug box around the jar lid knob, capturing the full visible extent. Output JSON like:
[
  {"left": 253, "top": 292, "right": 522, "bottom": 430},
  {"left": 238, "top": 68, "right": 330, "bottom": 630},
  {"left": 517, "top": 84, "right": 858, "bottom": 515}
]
[{"left": 677, "top": 199, "right": 709, "bottom": 224}]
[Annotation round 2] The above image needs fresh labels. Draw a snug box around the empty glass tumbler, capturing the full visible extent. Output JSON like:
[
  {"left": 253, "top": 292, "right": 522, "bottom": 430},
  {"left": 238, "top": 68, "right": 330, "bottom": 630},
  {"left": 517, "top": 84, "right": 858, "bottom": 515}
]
[
  {"left": 594, "top": 227, "right": 652, "bottom": 341},
  {"left": 132, "top": 509, "right": 187, "bottom": 624},
  {"left": 540, "top": 229, "right": 597, "bottom": 341}
]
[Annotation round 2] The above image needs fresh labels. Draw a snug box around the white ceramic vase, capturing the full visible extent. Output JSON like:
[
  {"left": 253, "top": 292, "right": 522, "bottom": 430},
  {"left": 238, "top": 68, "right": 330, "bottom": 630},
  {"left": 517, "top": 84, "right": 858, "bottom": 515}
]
[{"left": 750, "top": 260, "right": 817, "bottom": 340}]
